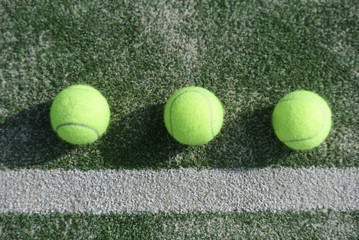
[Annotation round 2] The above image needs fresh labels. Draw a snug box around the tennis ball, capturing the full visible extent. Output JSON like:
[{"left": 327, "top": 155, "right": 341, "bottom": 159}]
[
  {"left": 272, "top": 90, "right": 332, "bottom": 150},
  {"left": 164, "top": 86, "right": 224, "bottom": 146},
  {"left": 50, "top": 84, "right": 110, "bottom": 145}
]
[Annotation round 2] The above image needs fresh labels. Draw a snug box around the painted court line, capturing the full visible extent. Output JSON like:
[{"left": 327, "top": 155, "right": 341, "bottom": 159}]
[{"left": 0, "top": 167, "right": 358, "bottom": 214}]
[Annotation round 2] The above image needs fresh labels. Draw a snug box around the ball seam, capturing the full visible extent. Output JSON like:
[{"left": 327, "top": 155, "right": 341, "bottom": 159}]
[
  {"left": 169, "top": 90, "right": 214, "bottom": 139},
  {"left": 278, "top": 97, "right": 327, "bottom": 142},
  {"left": 56, "top": 123, "right": 99, "bottom": 137}
]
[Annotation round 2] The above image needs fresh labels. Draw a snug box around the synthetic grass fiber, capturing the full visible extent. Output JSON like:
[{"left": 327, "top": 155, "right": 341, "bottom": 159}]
[
  {"left": 1, "top": 0, "right": 358, "bottom": 170},
  {"left": 0, "top": 0, "right": 358, "bottom": 238},
  {"left": 1, "top": 211, "right": 358, "bottom": 239}
]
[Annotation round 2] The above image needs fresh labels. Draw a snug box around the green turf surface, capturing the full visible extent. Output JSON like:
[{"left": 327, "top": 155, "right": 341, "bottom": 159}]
[
  {"left": 1, "top": 0, "right": 358, "bottom": 238},
  {"left": 1, "top": 0, "right": 359, "bottom": 170},
  {"left": 1, "top": 211, "right": 358, "bottom": 239}
]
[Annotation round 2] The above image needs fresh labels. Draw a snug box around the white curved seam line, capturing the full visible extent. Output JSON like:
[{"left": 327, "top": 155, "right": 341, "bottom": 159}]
[
  {"left": 278, "top": 97, "right": 326, "bottom": 142},
  {"left": 170, "top": 90, "right": 214, "bottom": 138},
  {"left": 56, "top": 123, "right": 99, "bottom": 137}
]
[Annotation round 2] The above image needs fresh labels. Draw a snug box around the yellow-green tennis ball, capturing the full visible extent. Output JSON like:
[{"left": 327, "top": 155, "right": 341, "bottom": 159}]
[
  {"left": 50, "top": 85, "right": 110, "bottom": 145},
  {"left": 272, "top": 90, "right": 332, "bottom": 150},
  {"left": 164, "top": 86, "right": 224, "bottom": 146}
]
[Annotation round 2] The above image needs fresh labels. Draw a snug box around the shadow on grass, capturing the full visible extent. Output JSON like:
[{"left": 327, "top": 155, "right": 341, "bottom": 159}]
[
  {"left": 100, "top": 104, "right": 187, "bottom": 169},
  {"left": 0, "top": 102, "right": 73, "bottom": 167},
  {"left": 0, "top": 103, "right": 292, "bottom": 169},
  {"left": 206, "top": 106, "right": 293, "bottom": 168}
]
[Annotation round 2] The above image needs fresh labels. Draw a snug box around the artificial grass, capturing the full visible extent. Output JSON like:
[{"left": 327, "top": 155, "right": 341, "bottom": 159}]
[
  {"left": 1, "top": 211, "right": 358, "bottom": 239},
  {"left": 1, "top": 0, "right": 358, "bottom": 170}
]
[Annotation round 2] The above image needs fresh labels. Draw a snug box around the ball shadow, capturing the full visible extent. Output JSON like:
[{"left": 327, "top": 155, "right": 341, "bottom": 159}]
[
  {"left": 0, "top": 102, "right": 74, "bottom": 167},
  {"left": 206, "top": 106, "right": 293, "bottom": 168},
  {"left": 100, "top": 104, "right": 187, "bottom": 169}
]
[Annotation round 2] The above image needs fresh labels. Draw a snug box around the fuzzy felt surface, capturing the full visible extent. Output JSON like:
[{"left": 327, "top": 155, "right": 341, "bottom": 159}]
[
  {"left": 272, "top": 90, "right": 332, "bottom": 150},
  {"left": 50, "top": 85, "right": 110, "bottom": 145},
  {"left": 164, "top": 87, "right": 224, "bottom": 146}
]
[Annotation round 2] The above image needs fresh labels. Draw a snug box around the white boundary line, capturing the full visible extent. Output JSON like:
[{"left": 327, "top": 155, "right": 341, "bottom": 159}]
[{"left": 1, "top": 167, "right": 358, "bottom": 214}]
